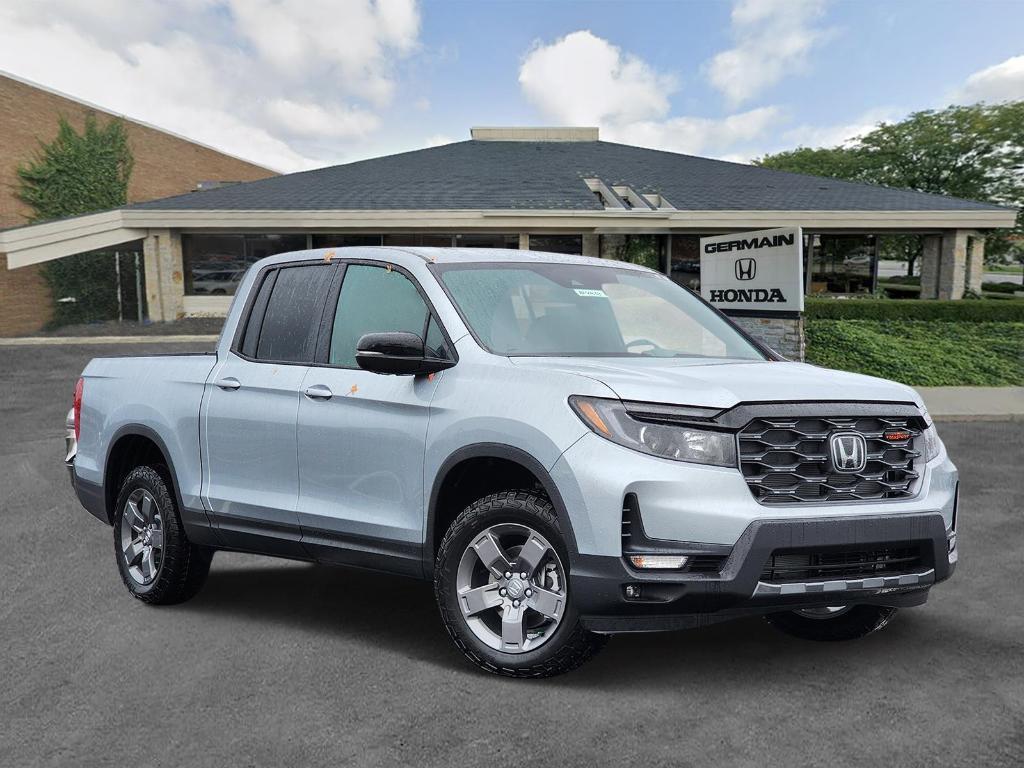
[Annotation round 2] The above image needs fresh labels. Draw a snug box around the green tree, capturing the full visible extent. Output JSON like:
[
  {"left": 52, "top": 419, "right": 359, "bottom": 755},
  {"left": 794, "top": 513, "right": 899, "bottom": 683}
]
[
  {"left": 16, "top": 114, "right": 135, "bottom": 325},
  {"left": 756, "top": 103, "right": 1024, "bottom": 277}
]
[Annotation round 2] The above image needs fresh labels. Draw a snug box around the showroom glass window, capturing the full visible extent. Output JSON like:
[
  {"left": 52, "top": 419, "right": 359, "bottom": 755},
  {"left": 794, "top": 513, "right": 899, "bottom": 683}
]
[
  {"left": 529, "top": 235, "right": 583, "bottom": 254},
  {"left": 808, "top": 234, "right": 878, "bottom": 294},
  {"left": 182, "top": 234, "right": 307, "bottom": 296},
  {"left": 669, "top": 235, "right": 702, "bottom": 290},
  {"left": 604, "top": 234, "right": 667, "bottom": 272}
]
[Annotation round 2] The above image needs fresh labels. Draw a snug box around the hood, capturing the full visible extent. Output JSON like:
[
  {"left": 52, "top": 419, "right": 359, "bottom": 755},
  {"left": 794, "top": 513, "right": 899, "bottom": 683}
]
[{"left": 508, "top": 357, "right": 921, "bottom": 410}]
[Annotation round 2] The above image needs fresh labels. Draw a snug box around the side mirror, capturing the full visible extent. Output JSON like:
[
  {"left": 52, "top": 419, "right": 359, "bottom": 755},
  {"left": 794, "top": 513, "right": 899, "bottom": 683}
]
[{"left": 355, "top": 331, "right": 455, "bottom": 376}]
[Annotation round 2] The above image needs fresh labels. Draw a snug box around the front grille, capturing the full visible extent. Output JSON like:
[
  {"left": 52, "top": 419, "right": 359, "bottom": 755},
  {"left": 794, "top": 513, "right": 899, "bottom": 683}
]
[
  {"left": 739, "top": 416, "right": 920, "bottom": 504},
  {"left": 760, "top": 546, "right": 923, "bottom": 583}
]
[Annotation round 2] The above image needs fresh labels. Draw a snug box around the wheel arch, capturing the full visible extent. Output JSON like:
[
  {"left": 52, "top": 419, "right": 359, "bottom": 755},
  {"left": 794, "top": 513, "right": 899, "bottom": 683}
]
[
  {"left": 103, "top": 425, "right": 184, "bottom": 527},
  {"left": 425, "top": 443, "right": 579, "bottom": 577}
]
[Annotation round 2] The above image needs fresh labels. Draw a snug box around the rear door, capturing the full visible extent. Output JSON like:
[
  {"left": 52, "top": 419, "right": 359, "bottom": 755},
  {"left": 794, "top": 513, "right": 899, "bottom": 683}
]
[
  {"left": 295, "top": 261, "right": 452, "bottom": 574},
  {"left": 202, "top": 261, "right": 337, "bottom": 555}
]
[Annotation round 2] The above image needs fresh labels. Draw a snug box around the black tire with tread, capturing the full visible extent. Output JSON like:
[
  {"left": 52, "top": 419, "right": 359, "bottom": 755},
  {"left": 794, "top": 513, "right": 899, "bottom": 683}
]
[
  {"left": 765, "top": 605, "right": 898, "bottom": 641},
  {"left": 434, "top": 490, "right": 606, "bottom": 678},
  {"left": 113, "top": 465, "right": 213, "bottom": 605}
]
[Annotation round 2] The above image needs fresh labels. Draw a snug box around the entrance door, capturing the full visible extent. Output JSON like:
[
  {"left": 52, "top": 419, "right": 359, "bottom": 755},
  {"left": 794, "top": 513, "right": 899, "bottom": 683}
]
[
  {"left": 296, "top": 262, "right": 451, "bottom": 574},
  {"left": 202, "top": 262, "right": 335, "bottom": 555}
]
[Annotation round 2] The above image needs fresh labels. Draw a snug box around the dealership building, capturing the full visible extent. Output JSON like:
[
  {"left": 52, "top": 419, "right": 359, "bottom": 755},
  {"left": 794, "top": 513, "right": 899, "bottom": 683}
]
[
  {"left": 0, "top": 126, "right": 1014, "bottom": 357},
  {"left": 0, "top": 72, "right": 276, "bottom": 335}
]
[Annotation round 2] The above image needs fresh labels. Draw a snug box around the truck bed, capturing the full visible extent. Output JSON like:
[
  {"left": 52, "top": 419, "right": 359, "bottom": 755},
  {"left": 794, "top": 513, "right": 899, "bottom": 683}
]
[{"left": 75, "top": 353, "right": 219, "bottom": 513}]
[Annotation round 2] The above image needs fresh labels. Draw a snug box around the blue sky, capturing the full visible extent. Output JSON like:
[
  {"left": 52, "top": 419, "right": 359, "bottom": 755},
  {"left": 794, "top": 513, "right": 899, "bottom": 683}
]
[{"left": 2, "top": 0, "right": 1023, "bottom": 172}]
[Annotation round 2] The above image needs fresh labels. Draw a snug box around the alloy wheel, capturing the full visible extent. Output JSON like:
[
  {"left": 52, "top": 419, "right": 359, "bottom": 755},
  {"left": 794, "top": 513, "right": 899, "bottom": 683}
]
[
  {"left": 120, "top": 488, "right": 164, "bottom": 585},
  {"left": 455, "top": 523, "right": 566, "bottom": 654}
]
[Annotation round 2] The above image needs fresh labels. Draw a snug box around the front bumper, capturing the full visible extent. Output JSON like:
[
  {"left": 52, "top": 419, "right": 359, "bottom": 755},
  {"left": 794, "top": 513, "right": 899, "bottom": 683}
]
[{"left": 572, "top": 511, "right": 957, "bottom": 633}]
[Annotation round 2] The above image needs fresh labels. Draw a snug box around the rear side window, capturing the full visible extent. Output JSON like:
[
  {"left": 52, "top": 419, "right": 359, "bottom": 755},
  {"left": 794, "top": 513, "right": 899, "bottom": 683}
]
[
  {"left": 329, "top": 264, "right": 429, "bottom": 367},
  {"left": 247, "top": 265, "right": 333, "bottom": 362}
]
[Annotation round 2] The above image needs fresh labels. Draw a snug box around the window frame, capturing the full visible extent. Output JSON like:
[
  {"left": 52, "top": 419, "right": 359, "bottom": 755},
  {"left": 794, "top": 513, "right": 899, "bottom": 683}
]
[
  {"left": 311, "top": 258, "right": 459, "bottom": 371},
  {"left": 230, "top": 259, "right": 341, "bottom": 366}
]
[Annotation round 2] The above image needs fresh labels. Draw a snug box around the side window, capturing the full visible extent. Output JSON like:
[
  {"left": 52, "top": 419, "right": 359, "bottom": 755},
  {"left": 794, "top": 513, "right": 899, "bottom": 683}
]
[
  {"left": 424, "top": 316, "right": 450, "bottom": 360},
  {"left": 251, "top": 265, "right": 333, "bottom": 363},
  {"left": 239, "top": 270, "right": 276, "bottom": 358},
  {"left": 329, "top": 264, "right": 429, "bottom": 367}
]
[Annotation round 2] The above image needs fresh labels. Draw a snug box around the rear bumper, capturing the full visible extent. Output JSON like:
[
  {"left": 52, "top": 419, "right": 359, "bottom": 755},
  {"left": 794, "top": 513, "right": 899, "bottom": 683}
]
[
  {"left": 571, "top": 512, "right": 956, "bottom": 633},
  {"left": 65, "top": 407, "right": 109, "bottom": 525}
]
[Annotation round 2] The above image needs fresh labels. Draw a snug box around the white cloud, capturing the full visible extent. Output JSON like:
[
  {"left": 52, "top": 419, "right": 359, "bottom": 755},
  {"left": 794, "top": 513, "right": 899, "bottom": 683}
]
[
  {"left": 228, "top": 0, "right": 419, "bottom": 107},
  {"left": 0, "top": 0, "right": 422, "bottom": 172},
  {"left": 519, "top": 30, "right": 676, "bottom": 125},
  {"left": 780, "top": 106, "right": 900, "bottom": 149},
  {"left": 424, "top": 134, "right": 455, "bottom": 148},
  {"left": 518, "top": 30, "right": 779, "bottom": 161},
  {"left": 607, "top": 106, "right": 783, "bottom": 158},
  {"left": 706, "top": 0, "right": 832, "bottom": 107},
  {"left": 954, "top": 54, "right": 1024, "bottom": 103},
  {"left": 265, "top": 99, "right": 380, "bottom": 140}
]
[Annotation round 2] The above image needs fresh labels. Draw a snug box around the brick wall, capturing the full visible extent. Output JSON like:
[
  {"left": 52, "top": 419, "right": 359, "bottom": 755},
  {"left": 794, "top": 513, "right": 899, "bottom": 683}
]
[
  {"left": 729, "top": 314, "right": 805, "bottom": 361},
  {"left": 0, "top": 73, "right": 276, "bottom": 335}
]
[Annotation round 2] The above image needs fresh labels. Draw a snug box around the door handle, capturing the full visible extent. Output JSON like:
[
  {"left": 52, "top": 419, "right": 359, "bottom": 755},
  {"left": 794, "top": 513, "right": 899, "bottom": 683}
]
[
  {"left": 215, "top": 377, "right": 241, "bottom": 391},
  {"left": 303, "top": 384, "right": 333, "bottom": 400}
]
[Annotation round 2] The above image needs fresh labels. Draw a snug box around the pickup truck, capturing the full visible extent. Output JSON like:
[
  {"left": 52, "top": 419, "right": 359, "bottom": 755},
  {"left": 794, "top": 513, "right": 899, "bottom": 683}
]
[{"left": 66, "top": 247, "right": 959, "bottom": 677}]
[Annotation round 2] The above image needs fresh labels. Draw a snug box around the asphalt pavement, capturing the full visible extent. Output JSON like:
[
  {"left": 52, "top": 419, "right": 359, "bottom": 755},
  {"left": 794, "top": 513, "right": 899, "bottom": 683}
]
[{"left": 1, "top": 341, "right": 1022, "bottom": 767}]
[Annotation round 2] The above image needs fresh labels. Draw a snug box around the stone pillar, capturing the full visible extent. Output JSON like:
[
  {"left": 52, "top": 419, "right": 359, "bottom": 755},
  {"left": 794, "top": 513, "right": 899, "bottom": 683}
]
[
  {"left": 518, "top": 233, "right": 529, "bottom": 250},
  {"left": 937, "top": 230, "right": 969, "bottom": 300},
  {"left": 966, "top": 235, "right": 985, "bottom": 295},
  {"left": 728, "top": 315, "right": 805, "bottom": 361},
  {"left": 143, "top": 229, "right": 185, "bottom": 322},
  {"left": 919, "top": 234, "right": 941, "bottom": 299},
  {"left": 582, "top": 234, "right": 600, "bottom": 258}
]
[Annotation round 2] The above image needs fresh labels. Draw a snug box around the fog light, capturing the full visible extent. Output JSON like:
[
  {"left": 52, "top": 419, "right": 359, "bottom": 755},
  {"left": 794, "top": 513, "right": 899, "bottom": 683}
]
[
  {"left": 628, "top": 554, "right": 689, "bottom": 570},
  {"left": 624, "top": 584, "right": 642, "bottom": 600},
  {"left": 947, "top": 532, "right": 957, "bottom": 553}
]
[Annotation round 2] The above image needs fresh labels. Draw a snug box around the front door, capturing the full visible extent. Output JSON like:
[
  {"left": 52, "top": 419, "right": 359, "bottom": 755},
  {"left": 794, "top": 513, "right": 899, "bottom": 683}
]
[
  {"left": 202, "top": 262, "right": 336, "bottom": 555},
  {"left": 295, "top": 262, "right": 451, "bottom": 574}
]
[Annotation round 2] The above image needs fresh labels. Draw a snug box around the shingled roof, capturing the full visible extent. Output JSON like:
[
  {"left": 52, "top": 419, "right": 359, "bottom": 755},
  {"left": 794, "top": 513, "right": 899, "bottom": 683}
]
[{"left": 128, "top": 139, "right": 1008, "bottom": 213}]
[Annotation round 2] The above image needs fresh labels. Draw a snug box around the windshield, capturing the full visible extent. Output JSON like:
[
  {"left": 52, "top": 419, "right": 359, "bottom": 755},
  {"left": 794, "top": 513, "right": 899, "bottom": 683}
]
[{"left": 434, "top": 262, "right": 766, "bottom": 360}]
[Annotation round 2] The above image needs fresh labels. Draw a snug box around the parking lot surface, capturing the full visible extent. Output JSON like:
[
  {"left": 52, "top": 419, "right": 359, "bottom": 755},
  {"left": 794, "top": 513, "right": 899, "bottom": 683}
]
[{"left": 1, "top": 342, "right": 1022, "bottom": 767}]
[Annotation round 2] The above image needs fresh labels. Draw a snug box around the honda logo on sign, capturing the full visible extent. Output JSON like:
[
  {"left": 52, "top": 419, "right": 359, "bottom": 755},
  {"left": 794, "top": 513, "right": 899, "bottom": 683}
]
[
  {"left": 700, "top": 227, "right": 804, "bottom": 313},
  {"left": 829, "top": 432, "right": 867, "bottom": 473},
  {"left": 734, "top": 258, "right": 756, "bottom": 281}
]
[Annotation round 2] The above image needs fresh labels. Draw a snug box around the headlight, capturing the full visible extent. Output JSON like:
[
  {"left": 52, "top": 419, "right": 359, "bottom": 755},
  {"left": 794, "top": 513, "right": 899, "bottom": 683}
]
[
  {"left": 921, "top": 423, "right": 942, "bottom": 462},
  {"left": 569, "top": 396, "right": 737, "bottom": 467}
]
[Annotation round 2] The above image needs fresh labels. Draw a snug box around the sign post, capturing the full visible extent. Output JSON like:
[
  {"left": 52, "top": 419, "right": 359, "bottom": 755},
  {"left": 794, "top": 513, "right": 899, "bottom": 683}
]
[{"left": 699, "top": 227, "right": 804, "bottom": 313}]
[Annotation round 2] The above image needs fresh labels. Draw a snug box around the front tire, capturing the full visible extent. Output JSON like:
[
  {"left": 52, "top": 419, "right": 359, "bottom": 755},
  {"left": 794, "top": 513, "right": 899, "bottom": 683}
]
[
  {"left": 113, "top": 465, "right": 213, "bottom": 605},
  {"left": 434, "top": 490, "right": 606, "bottom": 677},
  {"left": 765, "top": 604, "right": 898, "bottom": 641}
]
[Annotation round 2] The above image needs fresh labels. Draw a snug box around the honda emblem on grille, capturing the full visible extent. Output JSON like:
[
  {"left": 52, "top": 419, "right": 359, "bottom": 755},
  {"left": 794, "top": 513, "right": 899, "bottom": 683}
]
[
  {"left": 734, "top": 257, "right": 756, "bottom": 281},
  {"left": 829, "top": 432, "right": 867, "bottom": 473}
]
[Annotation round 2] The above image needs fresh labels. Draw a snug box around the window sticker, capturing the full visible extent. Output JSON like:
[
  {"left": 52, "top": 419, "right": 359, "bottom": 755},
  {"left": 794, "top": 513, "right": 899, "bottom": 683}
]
[{"left": 573, "top": 288, "right": 608, "bottom": 298}]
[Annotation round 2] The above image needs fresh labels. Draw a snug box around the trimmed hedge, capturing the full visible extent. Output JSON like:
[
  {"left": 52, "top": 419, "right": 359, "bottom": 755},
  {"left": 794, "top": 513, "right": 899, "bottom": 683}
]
[
  {"left": 805, "top": 297, "right": 1024, "bottom": 322},
  {"left": 806, "top": 320, "right": 1024, "bottom": 387},
  {"left": 983, "top": 280, "right": 1024, "bottom": 294}
]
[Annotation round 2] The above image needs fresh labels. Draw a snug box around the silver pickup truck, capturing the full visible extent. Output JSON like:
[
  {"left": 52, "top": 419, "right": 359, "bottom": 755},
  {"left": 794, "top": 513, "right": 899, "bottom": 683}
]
[{"left": 66, "top": 247, "right": 959, "bottom": 677}]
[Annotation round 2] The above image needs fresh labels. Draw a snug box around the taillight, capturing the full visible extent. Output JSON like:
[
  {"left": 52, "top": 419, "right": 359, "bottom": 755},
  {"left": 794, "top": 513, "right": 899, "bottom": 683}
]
[{"left": 73, "top": 377, "right": 84, "bottom": 441}]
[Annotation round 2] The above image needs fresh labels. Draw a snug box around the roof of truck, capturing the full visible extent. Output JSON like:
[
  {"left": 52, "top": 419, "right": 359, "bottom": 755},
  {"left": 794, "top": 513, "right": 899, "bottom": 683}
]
[{"left": 286, "top": 246, "right": 652, "bottom": 269}]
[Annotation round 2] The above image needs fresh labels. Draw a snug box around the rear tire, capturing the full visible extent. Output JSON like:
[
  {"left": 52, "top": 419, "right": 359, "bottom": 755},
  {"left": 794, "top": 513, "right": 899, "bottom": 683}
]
[
  {"left": 765, "top": 605, "right": 898, "bottom": 641},
  {"left": 434, "top": 490, "right": 606, "bottom": 677},
  {"left": 112, "top": 465, "right": 213, "bottom": 605}
]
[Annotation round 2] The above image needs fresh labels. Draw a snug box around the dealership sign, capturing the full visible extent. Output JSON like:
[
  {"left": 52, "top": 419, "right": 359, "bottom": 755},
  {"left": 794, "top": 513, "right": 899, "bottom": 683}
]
[{"left": 699, "top": 227, "right": 804, "bottom": 313}]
